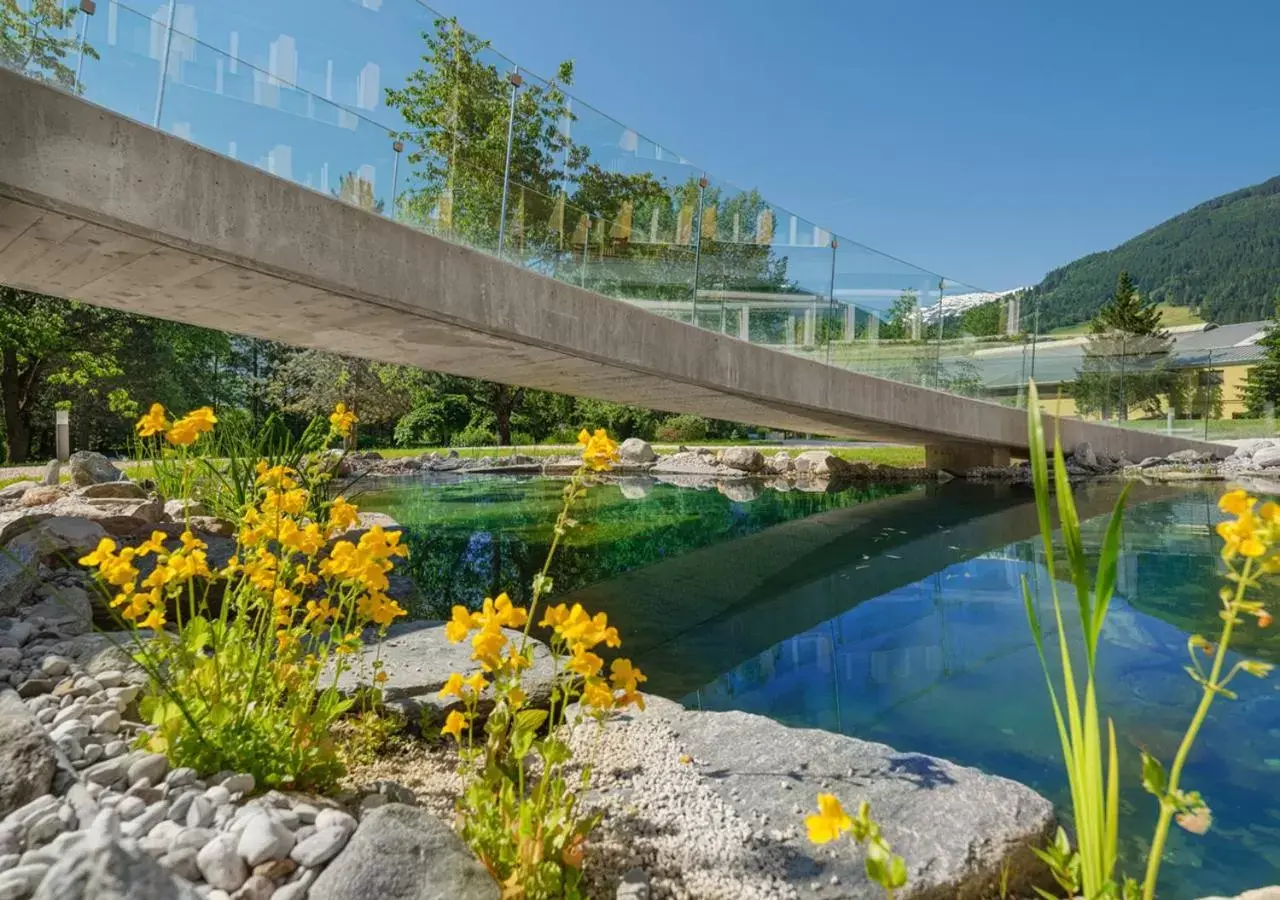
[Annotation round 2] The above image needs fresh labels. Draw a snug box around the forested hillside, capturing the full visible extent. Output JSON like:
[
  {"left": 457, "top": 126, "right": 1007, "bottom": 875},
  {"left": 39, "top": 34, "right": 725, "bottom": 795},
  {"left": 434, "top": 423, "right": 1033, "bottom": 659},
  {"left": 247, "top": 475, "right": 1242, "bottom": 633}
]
[{"left": 1028, "top": 176, "right": 1280, "bottom": 329}]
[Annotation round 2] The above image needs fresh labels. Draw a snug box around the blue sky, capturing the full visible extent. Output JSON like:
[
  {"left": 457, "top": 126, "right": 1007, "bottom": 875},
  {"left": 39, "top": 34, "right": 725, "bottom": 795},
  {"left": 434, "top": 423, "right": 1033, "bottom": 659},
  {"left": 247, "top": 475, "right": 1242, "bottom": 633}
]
[{"left": 413, "top": 0, "right": 1280, "bottom": 291}]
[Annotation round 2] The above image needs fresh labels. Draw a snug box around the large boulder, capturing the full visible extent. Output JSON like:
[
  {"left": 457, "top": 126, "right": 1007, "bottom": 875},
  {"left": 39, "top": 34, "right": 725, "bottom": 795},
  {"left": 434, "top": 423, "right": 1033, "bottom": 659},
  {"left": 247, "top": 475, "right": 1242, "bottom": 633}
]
[
  {"left": 68, "top": 451, "right": 124, "bottom": 487},
  {"left": 5, "top": 516, "right": 108, "bottom": 566},
  {"left": 40, "top": 460, "right": 60, "bottom": 487},
  {"left": 41, "top": 498, "right": 164, "bottom": 536},
  {"left": 33, "top": 810, "right": 201, "bottom": 900},
  {"left": 24, "top": 583, "right": 93, "bottom": 635},
  {"left": 0, "top": 509, "right": 51, "bottom": 545},
  {"left": 0, "top": 481, "right": 39, "bottom": 501},
  {"left": 716, "top": 447, "right": 764, "bottom": 473},
  {"left": 642, "top": 696, "right": 1055, "bottom": 898},
  {"left": 74, "top": 481, "right": 147, "bottom": 500},
  {"left": 765, "top": 451, "right": 792, "bottom": 474},
  {"left": 618, "top": 438, "right": 657, "bottom": 466},
  {"left": 1253, "top": 445, "right": 1280, "bottom": 469},
  {"left": 308, "top": 803, "right": 498, "bottom": 900},
  {"left": 19, "top": 486, "right": 65, "bottom": 508},
  {"left": 1070, "top": 441, "right": 1097, "bottom": 468},
  {"left": 0, "top": 542, "right": 39, "bottom": 617},
  {"left": 793, "top": 450, "right": 853, "bottom": 478},
  {"left": 1231, "top": 439, "right": 1275, "bottom": 460},
  {"left": 0, "top": 689, "right": 58, "bottom": 819}
]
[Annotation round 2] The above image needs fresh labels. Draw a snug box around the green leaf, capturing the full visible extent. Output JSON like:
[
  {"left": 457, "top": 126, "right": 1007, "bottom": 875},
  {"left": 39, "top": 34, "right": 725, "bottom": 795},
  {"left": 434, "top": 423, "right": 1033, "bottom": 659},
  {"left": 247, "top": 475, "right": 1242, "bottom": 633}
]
[
  {"left": 515, "top": 709, "right": 548, "bottom": 734},
  {"left": 1140, "top": 750, "right": 1167, "bottom": 797}
]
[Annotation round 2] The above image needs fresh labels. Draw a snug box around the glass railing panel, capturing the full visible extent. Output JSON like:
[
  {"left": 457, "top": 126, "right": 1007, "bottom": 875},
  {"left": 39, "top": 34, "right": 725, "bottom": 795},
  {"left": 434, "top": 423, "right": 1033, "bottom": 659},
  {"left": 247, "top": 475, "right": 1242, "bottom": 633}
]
[
  {"left": 150, "top": 31, "right": 401, "bottom": 219},
  {"left": 70, "top": 1, "right": 161, "bottom": 126}
]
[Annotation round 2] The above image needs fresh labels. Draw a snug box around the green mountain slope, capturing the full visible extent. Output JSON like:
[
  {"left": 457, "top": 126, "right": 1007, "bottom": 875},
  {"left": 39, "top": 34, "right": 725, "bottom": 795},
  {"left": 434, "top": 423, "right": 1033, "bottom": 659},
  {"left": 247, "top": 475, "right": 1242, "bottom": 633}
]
[{"left": 1030, "top": 175, "right": 1280, "bottom": 329}]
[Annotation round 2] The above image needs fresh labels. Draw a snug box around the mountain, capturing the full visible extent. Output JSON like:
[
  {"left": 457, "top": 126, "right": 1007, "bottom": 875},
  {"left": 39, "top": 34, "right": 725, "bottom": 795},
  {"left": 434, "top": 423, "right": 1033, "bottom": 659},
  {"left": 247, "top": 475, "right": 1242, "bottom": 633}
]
[{"left": 1028, "top": 175, "right": 1280, "bottom": 329}]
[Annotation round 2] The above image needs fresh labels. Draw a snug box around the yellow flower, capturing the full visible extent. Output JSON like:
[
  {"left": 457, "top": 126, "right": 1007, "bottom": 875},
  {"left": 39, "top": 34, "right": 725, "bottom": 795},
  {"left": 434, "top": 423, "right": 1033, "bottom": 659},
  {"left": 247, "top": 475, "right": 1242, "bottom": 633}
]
[
  {"left": 539, "top": 603, "right": 569, "bottom": 629},
  {"left": 165, "top": 418, "right": 201, "bottom": 446},
  {"left": 330, "top": 402, "right": 358, "bottom": 439},
  {"left": 578, "top": 428, "right": 620, "bottom": 471},
  {"left": 471, "top": 626, "right": 507, "bottom": 671},
  {"left": 446, "top": 606, "right": 477, "bottom": 643},
  {"left": 610, "top": 658, "right": 646, "bottom": 694},
  {"left": 806, "top": 794, "right": 853, "bottom": 844},
  {"left": 140, "top": 606, "right": 166, "bottom": 631},
  {"left": 441, "top": 709, "right": 467, "bottom": 741},
  {"left": 463, "top": 672, "right": 488, "bottom": 695},
  {"left": 185, "top": 406, "right": 217, "bottom": 434},
  {"left": 1219, "top": 489, "right": 1254, "bottom": 517},
  {"left": 327, "top": 497, "right": 360, "bottom": 533},
  {"left": 492, "top": 593, "right": 528, "bottom": 629},
  {"left": 136, "top": 531, "right": 167, "bottom": 557},
  {"left": 581, "top": 678, "right": 614, "bottom": 710},
  {"left": 507, "top": 687, "right": 527, "bottom": 708},
  {"left": 303, "top": 599, "right": 336, "bottom": 626},
  {"left": 374, "top": 671, "right": 389, "bottom": 684},
  {"left": 438, "top": 672, "right": 465, "bottom": 700},
  {"left": 568, "top": 647, "right": 604, "bottom": 679},
  {"left": 135, "top": 403, "right": 168, "bottom": 438},
  {"left": 79, "top": 537, "right": 118, "bottom": 568}
]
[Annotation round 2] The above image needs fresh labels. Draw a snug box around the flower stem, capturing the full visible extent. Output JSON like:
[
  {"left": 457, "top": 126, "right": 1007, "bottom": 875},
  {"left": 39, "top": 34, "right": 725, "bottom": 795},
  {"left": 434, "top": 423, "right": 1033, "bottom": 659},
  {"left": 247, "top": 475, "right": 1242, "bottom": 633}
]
[{"left": 1141, "top": 559, "right": 1249, "bottom": 899}]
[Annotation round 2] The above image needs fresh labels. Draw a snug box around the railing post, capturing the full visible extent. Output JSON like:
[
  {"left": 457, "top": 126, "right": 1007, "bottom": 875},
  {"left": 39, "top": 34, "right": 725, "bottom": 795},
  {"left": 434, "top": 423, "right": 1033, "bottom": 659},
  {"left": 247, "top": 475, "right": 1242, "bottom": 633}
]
[
  {"left": 826, "top": 238, "right": 838, "bottom": 365},
  {"left": 390, "top": 139, "right": 403, "bottom": 219},
  {"left": 934, "top": 277, "right": 945, "bottom": 388},
  {"left": 496, "top": 68, "right": 522, "bottom": 257},
  {"left": 690, "top": 175, "right": 707, "bottom": 326},
  {"left": 73, "top": 0, "right": 95, "bottom": 93},
  {"left": 151, "top": 0, "right": 177, "bottom": 127}
]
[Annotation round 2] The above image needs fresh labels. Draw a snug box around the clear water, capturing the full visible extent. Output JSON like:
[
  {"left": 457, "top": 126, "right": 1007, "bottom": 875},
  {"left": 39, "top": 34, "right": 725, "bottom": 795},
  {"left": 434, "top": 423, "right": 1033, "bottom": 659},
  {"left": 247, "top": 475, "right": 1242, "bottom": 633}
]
[{"left": 361, "top": 475, "right": 1280, "bottom": 897}]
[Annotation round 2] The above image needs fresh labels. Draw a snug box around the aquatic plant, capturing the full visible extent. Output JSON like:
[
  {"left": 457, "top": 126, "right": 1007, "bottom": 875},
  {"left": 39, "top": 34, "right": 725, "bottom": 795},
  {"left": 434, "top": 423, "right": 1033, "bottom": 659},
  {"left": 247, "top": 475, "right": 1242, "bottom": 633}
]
[
  {"left": 438, "top": 429, "right": 649, "bottom": 898},
  {"left": 1022, "top": 381, "right": 1273, "bottom": 899},
  {"left": 82, "top": 402, "right": 407, "bottom": 790}
]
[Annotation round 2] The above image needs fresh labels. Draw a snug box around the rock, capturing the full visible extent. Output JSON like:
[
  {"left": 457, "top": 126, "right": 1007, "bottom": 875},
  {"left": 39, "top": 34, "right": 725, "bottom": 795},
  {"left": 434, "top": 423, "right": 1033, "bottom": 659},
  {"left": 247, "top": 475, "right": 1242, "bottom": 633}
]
[
  {"left": 0, "top": 545, "right": 38, "bottom": 618},
  {"left": 1252, "top": 445, "right": 1280, "bottom": 469},
  {"left": 716, "top": 447, "right": 764, "bottom": 473},
  {"left": 616, "top": 477, "right": 653, "bottom": 500},
  {"left": 73, "top": 482, "right": 147, "bottom": 501},
  {"left": 39, "top": 462, "right": 59, "bottom": 488},
  {"left": 1198, "top": 889, "right": 1280, "bottom": 900},
  {"left": 641, "top": 696, "right": 1054, "bottom": 898},
  {"left": 127, "top": 755, "right": 168, "bottom": 787},
  {"left": 33, "top": 499, "right": 161, "bottom": 536},
  {"left": 0, "top": 864, "right": 50, "bottom": 898},
  {"left": 162, "top": 499, "right": 209, "bottom": 521},
  {"left": 42, "top": 634, "right": 145, "bottom": 686},
  {"left": 0, "top": 692, "right": 56, "bottom": 820},
  {"left": 236, "top": 812, "right": 294, "bottom": 866},
  {"left": 0, "top": 511, "right": 51, "bottom": 546},
  {"left": 792, "top": 450, "right": 853, "bottom": 479},
  {"left": 18, "top": 487, "right": 62, "bottom": 509},
  {"left": 764, "top": 451, "right": 792, "bottom": 474},
  {"left": 230, "top": 874, "right": 275, "bottom": 900},
  {"left": 651, "top": 452, "right": 726, "bottom": 477},
  {"left": 67, "top": 452, "right": 124, "bottom": 487},
  {"left": 308, "top": 804, "right": 497, "bottom": 900},
  {"left": 21, "top": 586, "right": 92, "bottom": 636},
  {"left": 289, "top": 825, "right": 349, "bottom": 867},
  {"left": 32, "top": 819, "right": 201, "bottom": 900},
  {"left": 0, "top": 484, "right": 37, "bottom": 502},
  {"left": 1070, "top": 441, "right": 1097, "bottom": 468},
  {"left": 717, "top": 481, "right": 760, "bottom": 503},
  {"left": 156, "top": 847, "right": 201, "bottom": 882},
  {"left": 1167, "top": 448, "right": 1210, "bottom": 464},
  {"left": 617, "top": 438, "right": 656, "bottom": 466},
  {"left": 1230, "top": 439, "right": 1274, "bottom": 459},
  {"left": 616, "top": 867, "right": 650, "bottom": 900},
  {"left": 332, "top": 621, "right": 554, "bottom": 729},
  {"left": 84, "top": 757, "right": 130, "bottom": 787},
  {"left": 1137, "top": 456, "right": 1166, "bottom": 469},
  {"left": 219, "top": 773, "right": 254, "bottom": 797},
  {"left": 314, "top": 809, "right": 356, "bottom": 834},
  {"left": 197, "top": 834, "right": 248, "bottom": 892}
]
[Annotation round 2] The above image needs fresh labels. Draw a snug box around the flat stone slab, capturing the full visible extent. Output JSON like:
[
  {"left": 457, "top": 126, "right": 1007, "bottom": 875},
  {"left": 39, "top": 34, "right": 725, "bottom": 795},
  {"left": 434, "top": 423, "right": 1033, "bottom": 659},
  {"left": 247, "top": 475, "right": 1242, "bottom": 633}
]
[
  {"left": 641, "top": 696, "right": 1054, "bottom": 899},
  {"left": 331, "top": 621, "right": 554, "bottom": 727}
]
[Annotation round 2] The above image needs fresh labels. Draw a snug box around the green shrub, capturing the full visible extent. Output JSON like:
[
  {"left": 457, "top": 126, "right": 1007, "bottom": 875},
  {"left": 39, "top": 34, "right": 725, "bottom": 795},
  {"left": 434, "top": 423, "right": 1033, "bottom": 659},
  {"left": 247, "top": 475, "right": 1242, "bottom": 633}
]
[{"left": 654, "top": 414, "right": 708, "bottom": 442}]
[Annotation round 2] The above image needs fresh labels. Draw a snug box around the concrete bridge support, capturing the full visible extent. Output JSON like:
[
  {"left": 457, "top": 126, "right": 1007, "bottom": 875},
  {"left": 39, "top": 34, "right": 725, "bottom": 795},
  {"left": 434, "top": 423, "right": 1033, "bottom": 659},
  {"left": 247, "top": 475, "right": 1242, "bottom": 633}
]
[{"left": 925, "top": 443, "right": 1012, "bottom": 473}]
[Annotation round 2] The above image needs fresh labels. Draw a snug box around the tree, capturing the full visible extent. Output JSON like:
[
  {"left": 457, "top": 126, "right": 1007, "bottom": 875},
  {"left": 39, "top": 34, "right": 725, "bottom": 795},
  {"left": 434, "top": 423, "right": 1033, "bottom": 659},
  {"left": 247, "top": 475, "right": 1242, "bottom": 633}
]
[
  {"left": 1242, "top": 297, "right": 1280, "bottom": 416},
  {"left": 879, "top": 290, "right": 920, "bottom": 341},
  {"left": 267, "top": 351, "right": 412, "bottom": 446},
  {"left": 334, "top": 172, "right": 385, "bottom": 214},
  {"left": 0, "top": 0, "right": 96, "bottom": 91},
  {"left": 385, "top": 18, "right": 583, "bottom": 253},
  {"left": 1072, "top": 272, "right": 1174, "bottom": 421}
]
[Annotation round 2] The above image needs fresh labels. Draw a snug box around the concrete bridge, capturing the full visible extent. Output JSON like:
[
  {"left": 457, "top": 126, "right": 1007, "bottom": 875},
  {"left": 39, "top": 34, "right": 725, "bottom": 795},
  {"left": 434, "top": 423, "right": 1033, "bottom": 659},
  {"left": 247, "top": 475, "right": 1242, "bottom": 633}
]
[{"left": 0, "top": 70, "right": 1223, "bottom": 465}]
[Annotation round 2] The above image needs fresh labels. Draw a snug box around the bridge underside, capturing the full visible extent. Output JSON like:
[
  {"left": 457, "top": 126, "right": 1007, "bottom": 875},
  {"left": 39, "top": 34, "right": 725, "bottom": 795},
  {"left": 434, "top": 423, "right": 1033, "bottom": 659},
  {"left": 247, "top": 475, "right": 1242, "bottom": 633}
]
[{"left": 0, "top": 70, "right": 1223, "bottom": 460}]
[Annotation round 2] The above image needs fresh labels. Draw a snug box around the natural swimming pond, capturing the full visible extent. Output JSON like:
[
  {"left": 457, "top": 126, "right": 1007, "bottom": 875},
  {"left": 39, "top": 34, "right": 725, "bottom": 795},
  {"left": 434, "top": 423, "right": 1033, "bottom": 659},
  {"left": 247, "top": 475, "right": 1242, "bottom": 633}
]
[{"left": 360, "top": 475, "right": 1280, "bottom": 898}]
